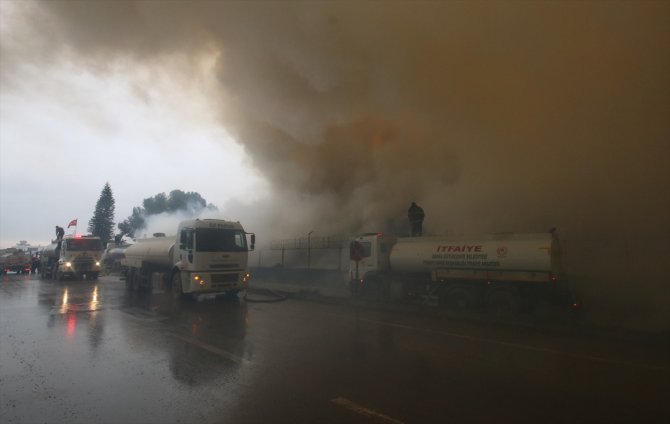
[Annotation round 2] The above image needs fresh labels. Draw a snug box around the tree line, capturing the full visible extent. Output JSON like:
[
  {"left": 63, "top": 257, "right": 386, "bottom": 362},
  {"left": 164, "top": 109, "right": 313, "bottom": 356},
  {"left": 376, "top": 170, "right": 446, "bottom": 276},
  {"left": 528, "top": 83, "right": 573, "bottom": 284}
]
[{"left": 87, "top": 183, "right": 216, "bottom": 245}]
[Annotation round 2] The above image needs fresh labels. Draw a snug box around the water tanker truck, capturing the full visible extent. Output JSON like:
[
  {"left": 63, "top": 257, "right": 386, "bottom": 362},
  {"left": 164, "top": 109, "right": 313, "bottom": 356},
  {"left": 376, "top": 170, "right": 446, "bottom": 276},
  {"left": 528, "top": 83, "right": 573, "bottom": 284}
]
[
  {"left": 122, "top": 219, "right": 255, "bottom": 299},
  {"left": 39, "top": 235, "right": 103, "bottom": 281},
  {"left": 349, "top": 230, "right": 576, "bottom": 312},
  {"left": 0, "top": 250, "right": 32, "bottom": 275}
]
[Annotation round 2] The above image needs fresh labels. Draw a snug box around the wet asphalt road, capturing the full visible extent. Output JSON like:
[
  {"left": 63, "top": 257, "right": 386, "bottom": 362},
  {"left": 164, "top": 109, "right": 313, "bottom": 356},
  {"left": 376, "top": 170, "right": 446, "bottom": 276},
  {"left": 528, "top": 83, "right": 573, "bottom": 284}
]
[{"left": 1, "top": 273, "right": 669, "bottom": 424}]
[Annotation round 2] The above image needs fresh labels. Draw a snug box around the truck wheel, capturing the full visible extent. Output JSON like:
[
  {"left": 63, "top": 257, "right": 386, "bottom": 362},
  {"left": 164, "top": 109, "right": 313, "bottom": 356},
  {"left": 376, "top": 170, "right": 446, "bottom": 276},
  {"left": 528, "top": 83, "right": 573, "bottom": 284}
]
[
  {"left": 486, "top": 287, "right": 519, "bottom": 317},
  {"left": 171, "top": 273, "right": 183, "bottom": 301},
  {"left": 125, "top": 269, "right": 135, "bottom": 291},
  {"left": 439, "top": 285, "right": 477, "bottom": 310}
]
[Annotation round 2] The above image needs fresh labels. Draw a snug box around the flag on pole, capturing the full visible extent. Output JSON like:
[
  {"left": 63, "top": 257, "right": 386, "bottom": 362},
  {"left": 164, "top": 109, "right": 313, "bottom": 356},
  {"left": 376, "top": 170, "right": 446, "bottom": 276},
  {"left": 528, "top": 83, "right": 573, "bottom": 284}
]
[{"left": 68, "top": 219, "right": 78, "bottom": 228}]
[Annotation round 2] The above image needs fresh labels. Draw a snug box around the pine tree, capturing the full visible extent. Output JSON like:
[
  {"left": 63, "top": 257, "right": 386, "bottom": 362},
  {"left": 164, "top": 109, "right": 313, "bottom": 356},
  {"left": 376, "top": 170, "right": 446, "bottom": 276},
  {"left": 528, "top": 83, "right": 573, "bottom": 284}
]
[{"left": 88, "top": 183, "right": 116, "bottom": 245}]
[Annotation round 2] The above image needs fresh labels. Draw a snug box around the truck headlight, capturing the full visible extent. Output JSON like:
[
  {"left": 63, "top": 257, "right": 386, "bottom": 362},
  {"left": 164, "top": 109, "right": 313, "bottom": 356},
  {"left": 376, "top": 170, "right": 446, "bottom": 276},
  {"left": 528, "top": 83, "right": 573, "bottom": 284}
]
[
  {"left": 193, "top": 275, "right": 205, "bottom": 286},
  {"left": 65, "top": 262, "right": 72, "bottom": 268},
  {"left": 242, "top": 272, "right": 250, "bottom": 283}
]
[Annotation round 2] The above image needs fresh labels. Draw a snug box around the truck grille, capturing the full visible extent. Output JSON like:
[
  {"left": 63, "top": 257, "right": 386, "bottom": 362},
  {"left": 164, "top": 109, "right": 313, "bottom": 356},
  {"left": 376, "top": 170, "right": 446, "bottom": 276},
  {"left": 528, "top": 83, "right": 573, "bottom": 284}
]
[
  {"left": 73, "top": 257, "right": 94, "bottom": 271},
  {"left": 211, "top": 273, "right": 238, "bottom": 284},
  {"left": 210, "top": 263, "right": 240, "bottom": 269}
]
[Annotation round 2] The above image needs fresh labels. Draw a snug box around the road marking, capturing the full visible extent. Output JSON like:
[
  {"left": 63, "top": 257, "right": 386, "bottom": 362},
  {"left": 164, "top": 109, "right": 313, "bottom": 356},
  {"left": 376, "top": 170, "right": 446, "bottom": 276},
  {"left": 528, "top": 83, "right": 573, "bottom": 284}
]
[
  {"left": 323, "top": 311, "right": 670, "bottom": 372},
  {"left": 331, "top": 397, "right": 405, "bottom": 424},
  {"left": 169, "top": 333, "right": 251, "bottom": 366}
]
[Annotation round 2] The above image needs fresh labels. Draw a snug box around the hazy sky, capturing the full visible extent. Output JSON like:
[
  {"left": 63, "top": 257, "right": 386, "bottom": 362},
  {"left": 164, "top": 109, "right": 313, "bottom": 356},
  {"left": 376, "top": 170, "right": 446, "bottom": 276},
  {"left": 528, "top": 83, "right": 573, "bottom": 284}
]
[
  {"left": 0, "top": 2, "right": 667, "bottom": 253},
  {"left": 0, "top": 1, "right": 273, "bottom": 248}
]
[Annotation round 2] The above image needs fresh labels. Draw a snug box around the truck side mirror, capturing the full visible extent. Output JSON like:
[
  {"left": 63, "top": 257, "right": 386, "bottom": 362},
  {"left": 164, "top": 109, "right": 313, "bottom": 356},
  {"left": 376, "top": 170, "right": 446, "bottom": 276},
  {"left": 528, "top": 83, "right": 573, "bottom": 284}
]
[{"left": 250, "top": 234, "right": 256, "bottom": 251}]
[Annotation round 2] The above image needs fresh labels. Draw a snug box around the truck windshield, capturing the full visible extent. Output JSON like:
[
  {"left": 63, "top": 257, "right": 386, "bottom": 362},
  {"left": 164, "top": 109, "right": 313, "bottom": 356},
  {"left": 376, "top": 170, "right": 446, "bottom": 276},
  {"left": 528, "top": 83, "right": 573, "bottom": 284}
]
[
  {"left": 196, "top": 228, "right": 247, "bottom": 252},
  {"left": 66, "top": 238, "right": 102, "bottom": 251}
]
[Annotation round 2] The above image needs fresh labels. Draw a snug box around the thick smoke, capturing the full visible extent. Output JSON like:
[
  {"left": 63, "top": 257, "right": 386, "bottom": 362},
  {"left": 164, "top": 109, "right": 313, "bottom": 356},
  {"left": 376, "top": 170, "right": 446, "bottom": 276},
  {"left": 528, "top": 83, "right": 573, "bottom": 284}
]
[{"left": 2, "top": 1, "right": 668, "bottom": 330}]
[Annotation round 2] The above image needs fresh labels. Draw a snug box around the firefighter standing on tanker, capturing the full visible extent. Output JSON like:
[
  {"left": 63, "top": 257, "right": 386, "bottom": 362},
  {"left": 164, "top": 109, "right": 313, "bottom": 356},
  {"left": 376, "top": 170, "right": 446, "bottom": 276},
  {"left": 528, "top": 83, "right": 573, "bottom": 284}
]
[{"left": 408, "top": 202, "right": 425, "bottom": 237}]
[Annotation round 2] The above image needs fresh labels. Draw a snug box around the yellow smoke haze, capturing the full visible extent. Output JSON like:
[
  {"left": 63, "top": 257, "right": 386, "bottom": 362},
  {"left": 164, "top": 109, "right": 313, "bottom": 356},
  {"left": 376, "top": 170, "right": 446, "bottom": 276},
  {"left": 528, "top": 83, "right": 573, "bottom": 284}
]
[{"left": 1, "top": 1, "right": 668, "bottom": 330}]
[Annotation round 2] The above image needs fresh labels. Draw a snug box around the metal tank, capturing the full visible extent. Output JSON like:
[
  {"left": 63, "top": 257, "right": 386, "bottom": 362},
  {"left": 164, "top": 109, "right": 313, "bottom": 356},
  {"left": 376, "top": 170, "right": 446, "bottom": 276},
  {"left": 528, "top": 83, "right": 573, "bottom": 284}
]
[
  {"left": 122, "top": 236, "right": 175, "bottom": 269},
  {"left": 40, "top": 242, "right": 60, "bottom": 260},
  {"left": 389, "top": 233, "right": 557, "bottom": 275}
]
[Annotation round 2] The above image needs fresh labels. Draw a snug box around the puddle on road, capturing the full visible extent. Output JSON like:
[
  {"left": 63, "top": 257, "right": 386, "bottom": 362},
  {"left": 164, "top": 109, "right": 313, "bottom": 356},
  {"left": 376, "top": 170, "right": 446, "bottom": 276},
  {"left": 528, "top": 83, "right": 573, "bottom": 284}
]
[{"left": 48, "top": 285, "right": 104, "bottom": 315}]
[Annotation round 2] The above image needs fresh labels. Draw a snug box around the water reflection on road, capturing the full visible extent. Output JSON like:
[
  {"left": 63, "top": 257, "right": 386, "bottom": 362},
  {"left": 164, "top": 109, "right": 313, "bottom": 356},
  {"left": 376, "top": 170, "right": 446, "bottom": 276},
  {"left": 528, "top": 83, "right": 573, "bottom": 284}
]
[
  {"left": 120, "top": 287, "right": 251, "bottom": 386},
  {"left": 1, "top": 275, "right": 253, "bottom": 424}
]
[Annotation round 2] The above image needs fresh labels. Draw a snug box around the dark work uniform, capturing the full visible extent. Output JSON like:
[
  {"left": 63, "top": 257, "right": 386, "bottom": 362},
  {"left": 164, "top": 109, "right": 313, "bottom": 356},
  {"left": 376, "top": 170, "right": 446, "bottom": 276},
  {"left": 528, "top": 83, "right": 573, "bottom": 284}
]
[{"left": 408, "top": 202, "right": 425, "bottom": 237}]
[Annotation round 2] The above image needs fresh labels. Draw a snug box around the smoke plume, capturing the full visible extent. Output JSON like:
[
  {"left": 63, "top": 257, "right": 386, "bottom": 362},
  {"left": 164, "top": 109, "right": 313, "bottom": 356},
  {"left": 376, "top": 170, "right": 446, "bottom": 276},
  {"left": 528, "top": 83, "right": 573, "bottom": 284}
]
[{"left": 2, "top": 1, "right": 668, "bottom": 330}]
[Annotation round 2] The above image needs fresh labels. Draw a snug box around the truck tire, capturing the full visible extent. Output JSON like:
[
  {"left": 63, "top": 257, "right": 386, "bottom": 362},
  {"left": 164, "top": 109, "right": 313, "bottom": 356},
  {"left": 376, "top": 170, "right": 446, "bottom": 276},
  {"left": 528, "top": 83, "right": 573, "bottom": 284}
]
[
  {"left": 485, "top": 286, "right": 519, "bottom": 316},
  {"left": 171, "top": 273, "right": 183, "bottom": 301},
  {"left": 125, "top": 269, "right": 136, "bottom": 291},
  {"left": 439, "top": 285, "right": 477, "bottom": 310}
]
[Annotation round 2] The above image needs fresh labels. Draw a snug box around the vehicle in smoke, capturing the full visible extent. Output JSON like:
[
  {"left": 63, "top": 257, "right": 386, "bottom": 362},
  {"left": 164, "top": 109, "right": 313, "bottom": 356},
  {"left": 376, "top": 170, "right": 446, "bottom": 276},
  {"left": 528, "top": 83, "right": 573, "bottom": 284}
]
[
  {"left": 101, "top": 240, "right": 132, "bottom": 273},
  {"left": 122, "top": 219, "right": 256, "bottom": 300},
  {"left": 39, "top": 235, "right": 103, "bottom": 281},
  {"left": 0, "top": 249, "right": 32, "bottom": 275},
  {"left": 349, "top": 230, "right": 576, "bottom": 313}
]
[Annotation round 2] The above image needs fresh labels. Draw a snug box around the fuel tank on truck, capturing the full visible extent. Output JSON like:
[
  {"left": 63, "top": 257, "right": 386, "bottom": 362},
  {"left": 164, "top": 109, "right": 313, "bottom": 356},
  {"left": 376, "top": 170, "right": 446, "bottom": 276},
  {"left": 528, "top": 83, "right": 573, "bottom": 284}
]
[
  {"left": 389, "top": 233, "right": 558, "bottom": 275},
  {"left": 106, "top": 247, "right": 129, "bottom": 260},
  {"left": 123, "top": 236, "right": 175, "bottom": 269},
  {"left": 40, "top": 243, "right": 60, "bottom": 260}
]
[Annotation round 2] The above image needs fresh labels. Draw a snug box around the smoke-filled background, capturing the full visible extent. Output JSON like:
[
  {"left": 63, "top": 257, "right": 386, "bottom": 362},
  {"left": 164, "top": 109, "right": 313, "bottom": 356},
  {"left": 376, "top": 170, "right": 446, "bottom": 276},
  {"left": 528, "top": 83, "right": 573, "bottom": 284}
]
[{"left": 1, "top": 1, "right": 668, "bottom": 331}]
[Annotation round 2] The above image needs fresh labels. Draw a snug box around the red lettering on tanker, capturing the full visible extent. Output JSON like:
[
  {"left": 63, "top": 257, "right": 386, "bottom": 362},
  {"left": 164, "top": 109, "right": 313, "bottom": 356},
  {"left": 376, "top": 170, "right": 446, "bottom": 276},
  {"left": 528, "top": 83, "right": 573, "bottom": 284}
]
[
  {"left": 496, "top": 246, "right": 508, "bottom": 257},
  {"left": 436, "top": 245, "right": 483, "bottom": 253}
]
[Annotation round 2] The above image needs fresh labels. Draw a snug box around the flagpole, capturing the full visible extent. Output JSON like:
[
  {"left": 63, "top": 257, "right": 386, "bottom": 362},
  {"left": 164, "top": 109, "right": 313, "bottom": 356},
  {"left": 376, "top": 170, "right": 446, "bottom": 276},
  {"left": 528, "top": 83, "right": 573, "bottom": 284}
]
[{"left": 68, "top": 218, "right": 78, "bottom": 237}]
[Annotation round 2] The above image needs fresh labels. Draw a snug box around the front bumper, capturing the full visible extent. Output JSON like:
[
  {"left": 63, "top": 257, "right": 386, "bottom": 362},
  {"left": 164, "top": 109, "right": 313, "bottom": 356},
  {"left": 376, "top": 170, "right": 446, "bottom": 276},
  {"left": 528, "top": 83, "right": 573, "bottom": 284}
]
[{"left": 185, "top": 271, "right": 250, "bottom": 294}]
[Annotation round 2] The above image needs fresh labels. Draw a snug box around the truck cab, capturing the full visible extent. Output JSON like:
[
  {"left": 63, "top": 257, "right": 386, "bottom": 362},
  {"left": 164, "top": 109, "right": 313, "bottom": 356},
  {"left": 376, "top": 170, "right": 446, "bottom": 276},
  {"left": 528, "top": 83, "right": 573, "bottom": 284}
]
[
  {"left": 349, "top": 233, "right": 397, "bottom": 296},
  {"left": 41, "top": 236, "right": 103, "bottom": 281},
  {"left": 173, "top": 219, "right": 255, "bottom": 296}
]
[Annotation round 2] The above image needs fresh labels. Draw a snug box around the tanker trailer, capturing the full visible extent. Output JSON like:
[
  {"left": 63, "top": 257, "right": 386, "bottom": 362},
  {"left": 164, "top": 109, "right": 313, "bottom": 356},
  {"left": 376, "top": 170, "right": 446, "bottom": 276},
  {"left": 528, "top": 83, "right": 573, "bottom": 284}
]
[
  {"left": 122, "top": 219, "right": 256, "bottom": 300},
  {"left": 39, "top": 243, "right": 59, "bottom": 279},
  {"left": 101, "top": 242, "right": 131, "bottom": 273},
  {"left": 39, "top": 236, "right": 103, "bottom": 281},
  {"left": 349, "top": 230, "right": 575, "bottom": 313}
]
